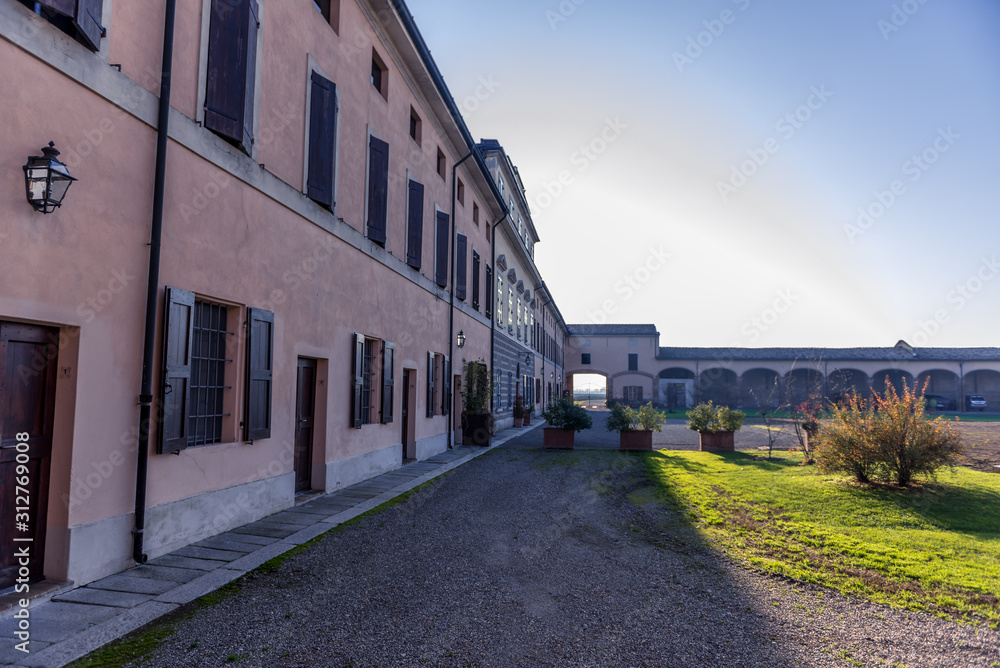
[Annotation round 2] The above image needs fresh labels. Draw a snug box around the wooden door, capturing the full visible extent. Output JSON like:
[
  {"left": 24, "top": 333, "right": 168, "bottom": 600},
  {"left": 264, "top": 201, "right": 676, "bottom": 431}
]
[
  {"left": 0, "top": 322, "right": 58, "bottom": 589},
  {"left": 294, "top": 358, "right": 316, "bottom": 494},
  {"left": 400, "top": 369, "right": 410, "bottom": 461}
]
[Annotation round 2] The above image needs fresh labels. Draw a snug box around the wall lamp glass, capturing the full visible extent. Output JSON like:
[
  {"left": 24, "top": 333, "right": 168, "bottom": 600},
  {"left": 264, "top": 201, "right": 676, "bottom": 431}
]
[
  {"left": 456, "top": 330, "right": 466, "bottom": 348},
  {"left": 23, "top": 142, "right": 76, "bottom": 214}
]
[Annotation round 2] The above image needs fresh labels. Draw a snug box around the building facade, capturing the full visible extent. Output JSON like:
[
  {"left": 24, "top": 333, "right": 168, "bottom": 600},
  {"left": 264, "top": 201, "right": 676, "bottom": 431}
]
[
  {"left": 0, "top": 0, "right": 573, "bottom": 590},
  {"left": 565, "top": 326, "right": 1000, "bottom": 411},
  {"left": 476, "top": 140, "right": 567, "bottom": 431}
]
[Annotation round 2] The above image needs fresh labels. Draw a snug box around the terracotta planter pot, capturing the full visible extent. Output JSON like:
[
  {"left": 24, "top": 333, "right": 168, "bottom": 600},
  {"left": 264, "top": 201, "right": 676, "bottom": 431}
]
[
  {"left": 619, "top": 430, "right": 653, "bottom": 450},
  {"left": 523, "top": 414, "right": 531, "bottom": 426},
  {"left": 514, "top": 417, "right": 523, "bottom": 427},
  {"left": 699, "top": 430, "right": 735, "bottom": 452},
  {"left": 465, "top": 414, "right": 492, "bottom": 447},
  {"left": 543, "top": 427, "right": 575, "bottom": 449}
]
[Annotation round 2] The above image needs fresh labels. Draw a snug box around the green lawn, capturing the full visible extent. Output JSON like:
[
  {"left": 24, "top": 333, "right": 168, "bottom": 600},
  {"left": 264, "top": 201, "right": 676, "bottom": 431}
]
[{"left": 644, "top": 450, "right": 1000, "bottom": 625}]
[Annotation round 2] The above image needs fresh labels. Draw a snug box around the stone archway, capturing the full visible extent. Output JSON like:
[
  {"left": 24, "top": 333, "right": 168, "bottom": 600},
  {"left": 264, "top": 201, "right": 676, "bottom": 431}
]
[
  {"left": 697, "top": 367, "right": 738, "bottom": 408},
  {"left": 916, "top": 369, "right": 959, "bottom": 411},
  {"left": 741, "top": 368, "right": 781, "bottom": 410},
  {"left": 658, "top": 368, "right": 695, "bottom": 409},
  {"left": 828, "top": 368, "right": 868, "bottom": 403},
  {"left": 871, "top": 369, "right": 914, "bottom": 396},
  {"left": 964, "top": 369, "right": 1000, "bottom": 410},
  {"left": 785, "top": 368, "right": 824, "bottom": 407}
]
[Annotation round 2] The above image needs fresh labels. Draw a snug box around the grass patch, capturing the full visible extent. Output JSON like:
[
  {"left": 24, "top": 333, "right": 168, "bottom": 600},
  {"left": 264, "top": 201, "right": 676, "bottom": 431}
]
[
  {"left": 68, "top": 625, "right": 175, "bottom": 668},
  {"left": 644, "top": 450, "right": 1000, "bottom": 625}
]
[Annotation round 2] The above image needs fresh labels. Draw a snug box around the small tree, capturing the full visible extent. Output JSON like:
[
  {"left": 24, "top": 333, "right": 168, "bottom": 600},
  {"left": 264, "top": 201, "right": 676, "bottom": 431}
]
[
  {"left": 816, "top": 380, "right": 965, "bottom": 486},
  {"left": 790, "top": 397, "right": 823, "bottom": 464},
  {"left": 749, "top": 377, "right": 784, "bottom": 460}
]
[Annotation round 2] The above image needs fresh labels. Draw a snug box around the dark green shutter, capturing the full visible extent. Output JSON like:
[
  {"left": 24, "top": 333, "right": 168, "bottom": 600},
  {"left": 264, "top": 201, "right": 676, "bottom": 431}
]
[
  {"left": 36, "top": 0, "right": 74, "bottom": 15},
  {"left": 471, "top": 251, "right": 480, "bottom": 310},
  {"left": 426, "top": 352, "right": 435, "bottom": 417},
  {"left": 74, "top": 0, "right": 105, "bottom": 51},
  {"left": 406, "top": 180, "right": 424, "bottom": 269},
  {"left": 367, "top": 136, "right": 389, "bottom": 245},
  {"left": 381, "top": 342, "right": 394, "bottom": 424},
  {"left": 307, "top": 71, "right": 336, "bottom": 207},
  {"left": 442, "top": 355, "right": 450, "bottom": 417},
  {"left": 160, "top": 287, "right": 194, "bottom": 454},
  {"left": 245, "top": 308, "right": 273, "bottom": 440},
  {"left": 455, "top": 234, "right": 467, "bottom": 301},
  {"left": 435, "top": 211, "right": 449, "bottom": 288},
  {"left": 205, "top": 0, "right": 258, "bottom": 153},
  {"left": 352, "top": 333, "right": 364, "bottom": 428}
]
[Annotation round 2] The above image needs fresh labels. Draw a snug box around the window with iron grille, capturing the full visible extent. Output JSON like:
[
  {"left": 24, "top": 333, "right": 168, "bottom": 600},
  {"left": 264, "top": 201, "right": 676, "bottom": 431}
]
[
  {"left": 189, "top": 300, "right": 232, "bottom": 447},
  {"left": 360, "top": 338, "right": 376, "bottom": 424}
]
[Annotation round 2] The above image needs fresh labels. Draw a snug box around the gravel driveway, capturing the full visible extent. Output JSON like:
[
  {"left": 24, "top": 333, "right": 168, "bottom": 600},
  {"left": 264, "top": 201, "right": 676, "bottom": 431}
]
[{"left": 122, "top": 426, "right": 999, "bottom": 668}]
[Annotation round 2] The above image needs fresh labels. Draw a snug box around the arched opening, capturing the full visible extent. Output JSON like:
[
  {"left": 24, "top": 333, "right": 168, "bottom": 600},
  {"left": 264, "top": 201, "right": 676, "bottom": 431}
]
[
  {"left": 785, "top": 368, "right": 824, "bottom": 407},
  {"left": 571, "top": 373, "right": 607, "bottom": 408},
  {"left": 697, "top": 367, "right": 738, "bottom": 407},
  {"left": 741, "top": 368, "right": 781, "bottom": 410},
  {"left": 828, "top": 368, "right": 868, "bottom": 403},
  {"left": 964, "top": 369, "right": 1000, "bottom": 411},
  {"left": 871, "top": 369, "right": 914, "bottom": 396},
  {"left": 658, "top": 368, "right": 695, "bottom": 410},
  {"left": 916, "top": 369, "right": 959, "bottom": 411}
]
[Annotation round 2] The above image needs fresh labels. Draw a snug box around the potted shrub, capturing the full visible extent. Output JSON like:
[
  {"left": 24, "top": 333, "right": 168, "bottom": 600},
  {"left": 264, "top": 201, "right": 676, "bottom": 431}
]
[
  {"left": 542, "top": 397, "right": 592, "bottom": 449},
  {"left": 686, "top": 401, "right": 745, "bottom": 452},
  {"left": 607, "top": 402, "right": 665, "bottom": 450},
  {"left": 524, "top": 405, "right": 533, "bottom": 426},
  {"left": 460, "top": 360, "right": 494, "bottom": 447},
  {"left": 513, "top": 395, "right": 525, "bottom": 428}
]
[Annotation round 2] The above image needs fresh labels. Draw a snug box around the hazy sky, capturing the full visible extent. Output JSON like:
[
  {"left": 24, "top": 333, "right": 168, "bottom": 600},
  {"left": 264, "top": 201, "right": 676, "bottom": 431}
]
[{"left": 406, "top": 0, "right": 1000, "bottom": 348}]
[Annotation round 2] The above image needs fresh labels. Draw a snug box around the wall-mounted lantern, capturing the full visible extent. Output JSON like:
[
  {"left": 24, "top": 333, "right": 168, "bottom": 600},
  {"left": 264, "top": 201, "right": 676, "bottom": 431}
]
[
  {"left": 456, "top": 330, "right": 466, "bottom": 348},
  {"left": 23, "top": 142, "right": 76, "bottom": 214}
]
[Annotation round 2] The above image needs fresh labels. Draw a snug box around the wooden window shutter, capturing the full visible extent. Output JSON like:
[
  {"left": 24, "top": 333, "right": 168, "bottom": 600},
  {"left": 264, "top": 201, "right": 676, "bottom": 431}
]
[
  {"left": 381, "top": 342, "right": 395, "bottom": 424},
  {"left": 485, "top": 266, "right": 492, "bottom": 319},
  {"left": 455, "top": 234, "right": 467, "bottom": 301},
  {"left": 160, "top": 287, "right": 195, "bottom": 454},
  {"left": 74, "top": 0, "right": 105, "bottom": 51},
  {"left": 307, "top": 71, "right": 337, "bottom": 208},
  {"left": 245, "top": 308, "right": 273, "bottom": 440},
  {"left": 442, "top": 355, "right": 450, "bottom": 416},
  {"left": 406, "top": 179, "right": 424, "bottom": 269},
  {"left": 471, "top": 251, "right": 480, "bottom": 311},
  {"left": 36, "top": 0, "right": 75, "bottom": 16},
  {"left": 205, "top": 0, "right": 258, "bottom": 153},
  {"left": 426, "top": 352, "right": 435, "bottom": 417},
  {"left": 352, "top": 333, "right": 364, "bottom": 428},
  {"left": 434, "top": 211, "right": 449, "bottom": 288},
  {"left": 367, "top": 136, "right": 389, "bottom": 245}
]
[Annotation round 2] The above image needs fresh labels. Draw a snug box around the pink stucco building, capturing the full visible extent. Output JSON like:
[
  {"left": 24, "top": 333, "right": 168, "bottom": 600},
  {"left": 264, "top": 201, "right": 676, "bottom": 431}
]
[{"left": 0, "top": 0, "right": 568, "bottom": 592}]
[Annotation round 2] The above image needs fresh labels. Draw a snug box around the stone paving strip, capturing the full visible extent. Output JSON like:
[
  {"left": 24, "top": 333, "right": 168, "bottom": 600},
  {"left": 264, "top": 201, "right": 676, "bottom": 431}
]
[{"left": 0, "top": 426, "right": 537, "bottom": 668}]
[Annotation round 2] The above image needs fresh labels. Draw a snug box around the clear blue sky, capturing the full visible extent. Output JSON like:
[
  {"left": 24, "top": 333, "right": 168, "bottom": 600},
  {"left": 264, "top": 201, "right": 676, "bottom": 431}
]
[{"left": 406, "top": 0, "right": 1000, "bottom": 348}]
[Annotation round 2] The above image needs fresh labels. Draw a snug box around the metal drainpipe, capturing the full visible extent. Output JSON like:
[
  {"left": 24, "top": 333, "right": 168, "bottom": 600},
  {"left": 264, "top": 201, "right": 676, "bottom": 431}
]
[
  {"left": 448, "top": 151, "right": 475, "bottom": 448},
  {"left": 132, "top": 0, "right": 177, "bottom": 564}
]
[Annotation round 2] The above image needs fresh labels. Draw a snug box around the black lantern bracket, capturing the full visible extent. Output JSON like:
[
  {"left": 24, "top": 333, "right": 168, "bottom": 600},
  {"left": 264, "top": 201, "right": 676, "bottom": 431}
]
[{"left": 23, "top": 141, "right": 77, "bottom": 214}]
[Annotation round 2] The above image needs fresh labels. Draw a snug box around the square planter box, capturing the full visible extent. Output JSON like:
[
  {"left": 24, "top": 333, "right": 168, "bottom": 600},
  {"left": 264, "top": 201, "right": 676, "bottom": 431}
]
[
  {"left": 465, "top": 414, "right": 493, "bottom": 447},
  {"left": 699, "top": 430, "right": 735, "bottom": 452},
  {"left": 619, "top": 430, "right": 654, "bottom": 450},
  {"left": 543, "top": 427, "right": 575, "bottom": 449}
]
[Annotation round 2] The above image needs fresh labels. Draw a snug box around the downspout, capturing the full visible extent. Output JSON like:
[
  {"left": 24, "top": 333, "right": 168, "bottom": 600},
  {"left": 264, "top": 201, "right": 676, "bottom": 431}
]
[
  {"left": 534, "top": 284, "right": 545, "bottom": 406},
  {"left": 448, "top": 151, "right": 475, "bottom": 448},
  {"left": 133, "top": 0, "right": 177, "bottom": 564}
]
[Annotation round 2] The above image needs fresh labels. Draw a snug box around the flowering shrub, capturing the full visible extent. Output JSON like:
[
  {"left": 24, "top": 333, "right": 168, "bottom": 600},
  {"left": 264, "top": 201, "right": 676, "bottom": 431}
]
[{"left": 816, "top": 381, "right": 964, "bottom": 487}]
